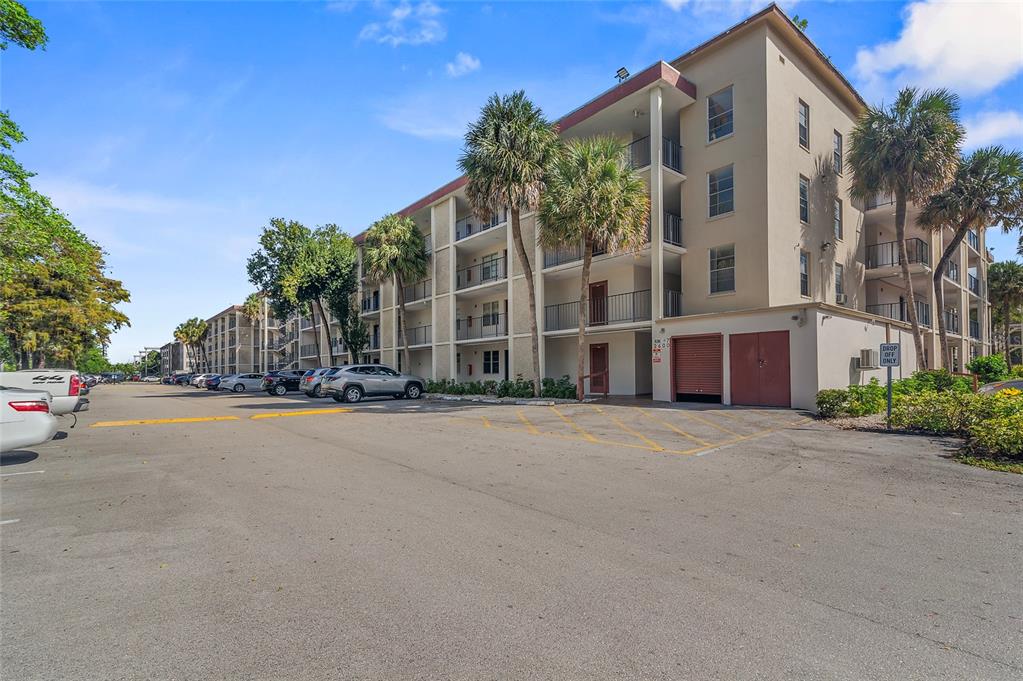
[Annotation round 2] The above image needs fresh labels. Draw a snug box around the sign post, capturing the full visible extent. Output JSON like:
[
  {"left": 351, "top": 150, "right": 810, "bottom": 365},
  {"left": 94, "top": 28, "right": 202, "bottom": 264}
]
[{"left": 879, "top": 343, "right": 901, "bottom": 430}]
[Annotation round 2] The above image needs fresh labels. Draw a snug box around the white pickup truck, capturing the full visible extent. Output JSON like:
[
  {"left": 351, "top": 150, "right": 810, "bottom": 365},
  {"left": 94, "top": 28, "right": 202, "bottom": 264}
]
[{"left": 0, "top": 370, "right": 89, "bottom": 416}]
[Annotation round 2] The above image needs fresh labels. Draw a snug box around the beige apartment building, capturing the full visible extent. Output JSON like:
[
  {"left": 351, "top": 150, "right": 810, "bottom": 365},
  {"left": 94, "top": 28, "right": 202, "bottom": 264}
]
[
  {"left": 202, "top": 304, "right": 282, "bottom": 375},
  {"left": 279, "top": 5, "right": 991, "bottom": 409}
]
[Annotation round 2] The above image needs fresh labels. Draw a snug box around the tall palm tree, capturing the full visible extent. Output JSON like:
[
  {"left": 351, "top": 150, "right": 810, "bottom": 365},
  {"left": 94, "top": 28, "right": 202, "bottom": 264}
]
[
  {"left": 459, "top": 90, "right": 561, "bottom": 396},
  {"left": 919, "top": 147, "right": 1023, "bottom": 369},
  {"left": 363, "top": 214, "right": 429, "bottom": 374},
  {"left": 988, "top": 261, "right": 1023, "bottom": 370},
  {"left": 173, "top": 322, "right": 194, "bottom": 372},
  {"left": 848, "top": 87, "right": 964, "bottom": 368},
  {"left": 242, "top": 292, "right": 267, "bottom": 371},
  {"left": 538, "top": 136, "right": 649, "bottom": 399}
]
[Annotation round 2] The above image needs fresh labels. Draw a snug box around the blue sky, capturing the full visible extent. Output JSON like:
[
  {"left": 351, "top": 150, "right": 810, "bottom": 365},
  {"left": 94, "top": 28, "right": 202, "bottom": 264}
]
[{"left": 6, "top": 0, "right": 1022, "bottom": 361}]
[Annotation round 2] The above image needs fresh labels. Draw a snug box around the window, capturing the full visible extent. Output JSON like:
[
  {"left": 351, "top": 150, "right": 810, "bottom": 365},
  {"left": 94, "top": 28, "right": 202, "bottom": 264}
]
[
  {"left": 710, "top": 245, "right": 735, "bottom": 294},
  {"left": 833, "top": 130, "right": 843, "bottom": 174},
  {"left": 707, "top": 86, "right": 734, "bottom": 141},
  {"left": 799, "top": 250, "right": 810, "bottom": 297},
  {"left": 708, "top": 165, "right": 734, "bottom": 217},
  {"left": 833, "top": 198, "right": 843, "bottom": 239},
  {"left": 482, "top": 301, "right": 500, "bottom": 326},
  {"left": 799, "top": 175, "right": 809, "bottom": 223},
  {"left": 835, "top": 263, "right": 845, "bottom": 298},
  {"left": 798, "top": 100, "right": 810, "bottom": 149},
  {"left": 481, "top": 252, "right": 501, "bottom": 281},
  {"left": 483, "top": 350, "right": 500, "bottom": 375}
]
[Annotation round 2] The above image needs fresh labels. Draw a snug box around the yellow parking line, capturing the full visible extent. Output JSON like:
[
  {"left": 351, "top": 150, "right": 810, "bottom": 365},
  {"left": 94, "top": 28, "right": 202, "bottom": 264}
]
[
  {"left": 550, "top": 406, "right": 598, "bottom": 443},
  {"left": 91, "top": 416, "right": 240, "bottom": 428},
  {"left": 636, "top": 407, "right": 712, "bottom": 446},
  {"left": 517, "top": 410, "right": 539, "bottom": 435},
  {"left": 593, "top": 406, "right": 665, "bottom": 451},
  {"left": 481, "top": 415, "right": 493, "bottom": 428},
  {"left": 250, "top": 408, "right": 352, "bottom": 420},
  {"left": 678, "top": 410, "right": 743, "bottom": 437}
]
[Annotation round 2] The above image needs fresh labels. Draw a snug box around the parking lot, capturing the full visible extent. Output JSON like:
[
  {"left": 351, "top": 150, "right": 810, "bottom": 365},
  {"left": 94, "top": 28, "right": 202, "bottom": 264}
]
[{"left": 2, "top": 384, "right": 1021, "bottom": 680}]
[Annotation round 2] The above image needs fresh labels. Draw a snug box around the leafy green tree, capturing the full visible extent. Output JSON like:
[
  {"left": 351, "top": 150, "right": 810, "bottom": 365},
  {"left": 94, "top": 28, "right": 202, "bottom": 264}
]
[
  {"left": 336, "top": 297, "right": 369, "bottom": 364},
  {"left": 247, "top": 218, "right": 312, "bottom": 322},
  {"left": 459, "top": 91, "right": 561, "bottom": 395},
  {"left": 538, "top": 136, "right": 649, "bottom": 399},
  {"left": 0, "top": 0, "right": 47, "bottom": 51},
  {"left": 362, "top": 214, "right": 429, "bottom": 373},
  {"left": 988, "top": 261, "right": 1023, "bottom": 370},
  {"left": 77, "top": 346, "right": 112, "bottom": 374},
  {"left": 848, "top": 87, "right": 964, "bottom": 369},
  {"left": 920, "top": 147, "right": 1023, "bottom": 369}
]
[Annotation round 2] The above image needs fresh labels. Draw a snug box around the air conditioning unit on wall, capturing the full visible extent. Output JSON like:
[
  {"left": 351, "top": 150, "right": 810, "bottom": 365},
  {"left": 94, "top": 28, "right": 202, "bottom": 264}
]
[
  {"left": 836, "top": 293, "right": 848, "bottom": 305},
  {"left": 859, "top": 348, "right": 880, "bottom": 369}
]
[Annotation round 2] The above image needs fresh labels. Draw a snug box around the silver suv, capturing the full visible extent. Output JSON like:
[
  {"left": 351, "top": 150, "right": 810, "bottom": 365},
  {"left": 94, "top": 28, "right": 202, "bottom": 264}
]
[
  {"left": 301, "top": 367, "right": 345, "bottom": 398},
  {"left": 323, "top": 364, "right": 425, "bottom": 403}
]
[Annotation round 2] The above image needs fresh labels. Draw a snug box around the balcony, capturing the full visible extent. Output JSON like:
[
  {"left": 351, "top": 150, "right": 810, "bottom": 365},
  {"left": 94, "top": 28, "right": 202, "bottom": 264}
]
[
  {"left": 969, "top": 319, "right": 980, "bottom": 339},
  {"left": 456, "top": 257, "right": 507, "bottom": 290},
  {"left": 968, "top": 273, "right": 981, "bottom": 295},
  {"left": 424, "top": 234, "right": 433, "bottom": 255},
  {"left": 361, "top": 293, "right": 380, "bottom": 313},
  {"left": 455, "top": 208, "right": 507, "bottom": 241},
  {"left": 627, "top": 136, "right": 683, "bottom": 174},
  {"left": 402, "top": 279, "right": 432, "bottom": 303},
  {"left": 944, "top": 310, "right": 961, "bottom": 335},
  {"left": 664, "top": 289, "right": 683, "bottom": 318},
  {"left": 300, "top": 317, "right": 314, "bottom": 330},
  {"left": 866, "top": 238, "right": 929, "bottom": 269},
  {"left": 664, "top": 211, "right": 682, "bottom": 247},
  {"left": 866, "top": 301, "right": 932, "bottom": 328},
  {"left": 945, "top": 261, "right": 960, "bottom": 283},
  {"left": 865, "top": 192, "right": 894, "bottom": 210},
  {"left": 300, "top": 344, "right": 318, "bottom": 358},
  {"left": 544, "top": 290, "right": 651, "bottom": 332},
  {"left": 542, "top": 223, "right": 653, "bottom": 269},
  {"left": 368, "top": 335, "right": 380, "bottom": 351},
  {"left": 456, "top": 313, "right": 507, "bottom": 341},
  {"left": 967, "top": 229, "right": 980, "bottom": 250},
  {"left": 399, "top": 325, "right": 432, "bottom": 347}
]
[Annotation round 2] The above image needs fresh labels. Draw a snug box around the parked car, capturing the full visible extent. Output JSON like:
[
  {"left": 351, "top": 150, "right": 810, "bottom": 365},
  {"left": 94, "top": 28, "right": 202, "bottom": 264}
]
[
  {"left": 220, "top": 373, "right": 265, "bottom": 393},
  {"left": 0, "top": 387, "right": 59, "bottom": 452},
  {"left": 323, "top": 364, "right": 424, "bottom": 403},
  {"left": 979, "top": 378, "right": 1023, "bottom": 394},
  {"left": 0, "top": 369, "right": 89, "bottom": 416},
  {"left": 140, "top": 375, "right": 160, "bottom": 383},
  {"left": 173, "top": 374, "right": 193, "bottom": 386},
  {"left": 83, "top": 375, "right": 100, "bottom": 388},
  {"left": 301, "top": 367, "right": 346, "bottom": 398},
  {"left": 206, "top": 374, "right": 226, "bottom": 391},
  {"left": 191, "top": 374, "right": 213, "bottom": 388},
  {"left": 261, "top": 370, "right": 307, "bottom": 396}
]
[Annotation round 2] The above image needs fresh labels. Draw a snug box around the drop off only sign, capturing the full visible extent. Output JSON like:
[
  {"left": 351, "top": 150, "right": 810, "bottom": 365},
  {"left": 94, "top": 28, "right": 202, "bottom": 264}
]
[{"left": 880, "top": 343, "right": 901, "bottom": 367}]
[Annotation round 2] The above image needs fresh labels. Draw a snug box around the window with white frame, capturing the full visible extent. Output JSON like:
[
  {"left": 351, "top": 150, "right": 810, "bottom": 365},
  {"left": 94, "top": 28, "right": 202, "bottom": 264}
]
[
  {"left": 798, "top": 100, "right": 810, "bottom": 149},
  {"left": 482, "top": 301, "right": 500, "bottom": 327},
  {"left": 799, "top": 250, "right": 810, "bottom": 297},
  {"left": 833, "top": 130, "right": 843, "bottom": 174},
  {"left": 481, "top": 252, "right": 501, "bottom": 282},
  {"left": 834, "top": 198, "right": 843, "bottom": 239},
  {"left": 707, "top": 86, "right": 734, "bottom": 141},
  {"left": 799, "top": 175, "right": 809, "bottom": 223},
  {"left": 710, "top": 244, "right": 735, "bottom": 294},
  {"left": 708, "top": 165, "right": 734, "bottom": 217},
  {"left": 483, "top": 350, "right": 500, "bottom": 375},
  {"left": 835, "top": 263, "right": 845, "bottom": 299}
]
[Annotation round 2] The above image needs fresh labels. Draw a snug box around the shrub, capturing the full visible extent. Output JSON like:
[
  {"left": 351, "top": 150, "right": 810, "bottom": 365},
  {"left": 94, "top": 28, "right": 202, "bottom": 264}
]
[
  {"left": 966, "top": 354, "right": 1008, "bottom": 384},
  {"left": 968, "top": 412, "right": 1023, "bottom": 459},
  {"left": 846, "top": 379, "right": 887, "bottom": 416},
  {"left": 541, "top": 376, "right": 577, "bottom": 400},
  {"left": 497, "top": 377, "right": 535, "bottom": 398},
  {"left": 816, "top": 388, "right": 849, "bottom": 418},
  {"left": 1010, "top": 365, "right": 1023, "bottom": 379},
  {"left": 890, "top": 390, "right": 978, "bottom": 434},
  {"left": 893, "top": 369, "right": 972, "bottom": 395}
]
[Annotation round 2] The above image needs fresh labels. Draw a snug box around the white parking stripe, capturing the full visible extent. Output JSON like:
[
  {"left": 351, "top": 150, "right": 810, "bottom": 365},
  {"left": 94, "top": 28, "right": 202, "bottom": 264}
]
[
  {"left": 0, "top": 519, "right": 21, "bottom": 525},
  {"left": 1, "top": 470, "right": 45, "bottom": 477}
]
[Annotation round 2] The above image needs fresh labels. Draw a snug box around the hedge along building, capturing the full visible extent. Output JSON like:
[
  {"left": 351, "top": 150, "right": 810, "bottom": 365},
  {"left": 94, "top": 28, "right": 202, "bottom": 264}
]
[{"left": 295, "top": 4, "right": 997, "bottom": 409}]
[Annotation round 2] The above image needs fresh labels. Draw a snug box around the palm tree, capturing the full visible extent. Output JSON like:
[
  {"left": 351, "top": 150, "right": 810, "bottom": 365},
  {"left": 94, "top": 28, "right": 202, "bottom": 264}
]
[
  {"left": 363, "top": 214, "right": 429, "bottom": 374},
  {"left": 459, "top": 91, "right": 561, "bottom": 396},
  {"left": 538, "top": 136, "right": 649, "bottom": 399},
  {"left": 848, "top": 87, "right": 964, "bottom": 368},
  {"left": 919, "top": 147, "right": 1023, "bottom": 369},
  {"left": 242, "top": 292, "right": 267, "bottom": 371},
  {"left": 988, "top": 261, "right": 1023, "bottom": 370},
  {"left": 173, "top": 322, "right": 194, "bottom": 372}
]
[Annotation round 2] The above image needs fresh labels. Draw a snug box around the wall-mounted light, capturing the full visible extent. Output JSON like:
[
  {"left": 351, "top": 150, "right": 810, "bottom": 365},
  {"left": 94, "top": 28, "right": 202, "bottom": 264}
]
[{"left": 616, "top": 67, "right": 630, "bottom": 82}]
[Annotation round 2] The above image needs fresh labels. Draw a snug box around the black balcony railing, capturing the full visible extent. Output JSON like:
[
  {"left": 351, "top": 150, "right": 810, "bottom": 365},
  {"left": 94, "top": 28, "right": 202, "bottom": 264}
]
[
  {"left": 866, "top": 301, "right": 932, "bottom": 328},
  {"left": 626, "top": 136, "right": 683, "bottom": 173},
  {"left": 945, "top": 261, "right": 960, "bottom": 282},
  {"left": 361, "top": 294, "right": 380, "bottom": 313},
  {"left": 969, "top": 319, "right": 980, "bottom": 339},
  {"left": 542, "top": 223, "right": 651, "bottom": 269},
  {"left": 402, "top": 279, "right": 432, "bottom": 303},
  {"left": 664, "top": 289, "right": 683, "bottom": 318},
  {"left": 399, "top": 325, "right": 432, "bottom": 347},
  {"left": 456, "top": 257, "right": 507, "bottom": 290},
  {"left": 866, "top": 192, "right": 894, "bottom": 210},
  {"left": 968, "top": 273, "right": 981, "bottom": 295},
  {"left": 662, "top": 137, "right": 683, "bottom": 173},
  {"left": 967, "top": 230, "right": 980, "bottom": 250},
  {"left": 455, "top": 209, "right": 508, "bottom": 241},
  {"left": 300, "top": 344, "right": 318, "bottom": 357},
  {"left": 866, "top": 238, "right": 929, "bottom": 269},
  {"left": 300, "top": 317, "right": 314, "bottom": 330},
  {"left": 664, "top": 211, "right": 682, "bottom": 246},
  {"left": 456, "top": 313, "right": 507, "bottom": 341},
  {"left": 944, "top": 310, "right": 961, "bottom": 335},
  {"left": 368, "top": 335, "right": 380, "bottom": 350},
  {"left": 544, "top": 290, "right": 651, "bottom": 331}
]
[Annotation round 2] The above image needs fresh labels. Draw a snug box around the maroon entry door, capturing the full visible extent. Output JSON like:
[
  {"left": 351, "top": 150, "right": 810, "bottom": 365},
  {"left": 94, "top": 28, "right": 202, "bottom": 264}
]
[
  {"left": 728, "top": 331, "right": 791, "bottom": 407},
  {"left": 589, "top": 343, "right": 609, "bottom": 394},
  {"left": 589, "top": 281, "right": 608, "bottom": 326}
]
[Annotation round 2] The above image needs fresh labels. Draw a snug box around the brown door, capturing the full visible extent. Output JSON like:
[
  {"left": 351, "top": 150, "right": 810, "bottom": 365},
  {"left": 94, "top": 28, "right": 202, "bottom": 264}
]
[
  {"left": 589, "top": 281, "right": 608, "bottom": 326},
  {"left": 728, "top": 331, "right": 791, "bottom": 407},
  {"left": 671, "top": 334, "right": 723, "bottom": 401},
  {"left": 589, "top": 343, "right": 608, "bottom": 394}
]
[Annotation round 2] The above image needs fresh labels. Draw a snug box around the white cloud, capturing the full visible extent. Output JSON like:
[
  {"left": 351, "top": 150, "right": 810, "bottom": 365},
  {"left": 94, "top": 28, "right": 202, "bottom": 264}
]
[
  {"left": 854, "top": 0, "right": 1023, "bottom": 100},
  {"left": 359, "top": 1, "right": 446, "bottom": 47},
  {"left": 964, "top": 110, "right": 1023, "bottom": 149},
  {"left": 445, "top": 52, "right": 480, "bottom": 78}
]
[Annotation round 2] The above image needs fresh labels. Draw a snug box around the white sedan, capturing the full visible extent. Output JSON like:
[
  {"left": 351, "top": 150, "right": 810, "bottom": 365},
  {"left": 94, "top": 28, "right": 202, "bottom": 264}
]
[{"left": 0, "top": 387, "right": 58, "bottom": 452}]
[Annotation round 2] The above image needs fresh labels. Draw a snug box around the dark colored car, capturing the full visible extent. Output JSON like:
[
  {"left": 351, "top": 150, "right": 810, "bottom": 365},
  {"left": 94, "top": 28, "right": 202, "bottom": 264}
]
[
  {"left": 173, "top": 374, "right": 193, "bottom": 386},
  {"left": 205, "top": 375, "right": 225, "bottom": 391},
  {"left": 261, "top": 369, "right": 307, "bottom": 396}
]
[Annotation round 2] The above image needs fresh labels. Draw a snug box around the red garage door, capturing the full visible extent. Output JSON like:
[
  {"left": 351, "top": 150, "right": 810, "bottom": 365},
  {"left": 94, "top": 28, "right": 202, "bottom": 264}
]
[
  {"left": 729, "top": 331, "right": 791, "bottom": 407},
  {"left": 671, "top": 334, "right": 723, "bottom": 402}
]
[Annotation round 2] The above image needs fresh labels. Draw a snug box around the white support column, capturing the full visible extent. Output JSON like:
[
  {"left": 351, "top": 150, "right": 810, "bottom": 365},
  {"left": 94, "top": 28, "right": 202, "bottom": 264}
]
[
  {"left": 534, "top": 220, "right": 545, "bottom": 380},
  {"left": 430, "top": 203, "right": 439, "bottom": 380},
  {"left": 506, "top": 208, "right": 516, "bottom": 374},
  {"left": 649, "top": 86, "right": 665, "bottom": 320},
  {"left": 448, "top": 197, "right": 458, "bottom": 380}
]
